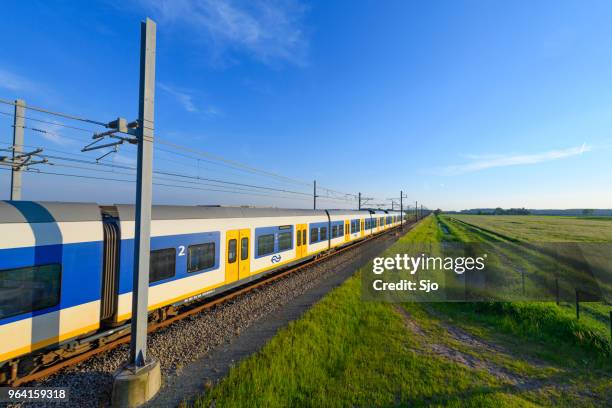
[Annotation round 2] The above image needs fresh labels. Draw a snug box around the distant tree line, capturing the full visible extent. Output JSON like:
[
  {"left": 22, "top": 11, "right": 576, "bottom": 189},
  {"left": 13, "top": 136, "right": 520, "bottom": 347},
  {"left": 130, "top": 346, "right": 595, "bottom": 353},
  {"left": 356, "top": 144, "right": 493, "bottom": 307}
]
[
  {"left": 452, "top": 208, "right": 612, "bottom": 216},
  {"left": 464, "top": 207, "right": 531, "bottom": 215}
]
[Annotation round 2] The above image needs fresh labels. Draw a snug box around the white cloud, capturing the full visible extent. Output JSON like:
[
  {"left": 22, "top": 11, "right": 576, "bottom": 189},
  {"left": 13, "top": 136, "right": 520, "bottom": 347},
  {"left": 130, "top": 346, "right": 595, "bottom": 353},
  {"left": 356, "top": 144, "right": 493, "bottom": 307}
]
[
  {"left": 158, "top": 83, "right": 198, "bottom": 112},
  {"left": 439, "top": 143, "right": 591, "bottom": 175},
  {"left": 0, "top": 68, "right": 36, "bottom": 92},
  {"left": 158, "top": 82, "right": 221, "bottom": 116},
  {"left": 136, "top": 0, "right": 308, "bottom": 65}
]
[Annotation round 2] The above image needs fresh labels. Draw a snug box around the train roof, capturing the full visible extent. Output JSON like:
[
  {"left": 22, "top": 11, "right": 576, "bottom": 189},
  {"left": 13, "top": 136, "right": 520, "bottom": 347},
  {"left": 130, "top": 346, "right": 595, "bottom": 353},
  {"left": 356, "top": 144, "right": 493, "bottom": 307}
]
[
  {"left": 326, "top": 209, "right": 372, "bottom": 216},
  {"left": 0, "top": 201, "right": 101, "bottom": 223},
  {"left": 114, "top": 204, "right": 329, "bottom": 220},
  {"left": 0, "top": 201, "right": 400, "bottom": 223}
]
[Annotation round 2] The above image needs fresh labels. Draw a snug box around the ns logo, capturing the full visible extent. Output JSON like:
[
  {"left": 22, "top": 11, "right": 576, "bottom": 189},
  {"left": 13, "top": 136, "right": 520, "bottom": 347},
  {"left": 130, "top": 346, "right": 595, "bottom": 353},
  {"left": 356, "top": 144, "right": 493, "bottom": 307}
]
[{"left": 271, "top": 255, "right": 282, "bottom": 263}]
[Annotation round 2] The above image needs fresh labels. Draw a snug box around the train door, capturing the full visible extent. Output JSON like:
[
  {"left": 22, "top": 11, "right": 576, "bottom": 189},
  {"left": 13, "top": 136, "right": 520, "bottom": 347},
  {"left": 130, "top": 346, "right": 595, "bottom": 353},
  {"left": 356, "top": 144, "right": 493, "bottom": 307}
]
[
  {"left": 225, "top": 230, "right": 239, "bottom": 283},
  {"left": 360, "top": 219, "right": 365, "bottom": 237},
  {"left": 238, "top": 229, "right": 250, "bottom": 279},
  {"left": 344, "top": 220, "right": 350, "bottom": 242},
  {"left": 301, "top": 225, "right": 307, "bottom": 256},
  {"left": 295, "top": 223, "right": 307, "bottom": 258}
]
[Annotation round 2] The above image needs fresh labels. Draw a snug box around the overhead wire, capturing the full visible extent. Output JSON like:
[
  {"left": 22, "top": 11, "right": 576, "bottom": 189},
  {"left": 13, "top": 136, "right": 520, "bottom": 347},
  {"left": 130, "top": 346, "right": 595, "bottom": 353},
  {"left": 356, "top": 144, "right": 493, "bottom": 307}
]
[
  {"left": 0, "top": 98, "right": 108, "bottom": 127},
  {"left": 0, "top": 101, "right": 367, "bottom": 206}
]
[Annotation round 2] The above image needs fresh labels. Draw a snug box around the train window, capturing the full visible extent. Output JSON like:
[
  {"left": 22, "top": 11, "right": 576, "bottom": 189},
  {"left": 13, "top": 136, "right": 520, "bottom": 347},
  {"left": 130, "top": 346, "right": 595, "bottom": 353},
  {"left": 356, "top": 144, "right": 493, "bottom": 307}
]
[
  {"left": 0, "top": 264, "right": 61, "bottom": 320},
  {"left": 297, "top": 230, "right": 302, "bottom": 246},
  {"left": 320, "top": 227, "right": 327, "bottom": 240},
  {"left": 188, "top": 243, "right": 216, "bottom": 273},
  {"left": 302, "top": 230, "right": 306, "bottom": 245},
  {"left": 339, "top": 224, "right": 344, "bottom": 235},
  {"left": 150, "top": 248, "right": 176, "bottom": 283},
  {"left": 241, "top": 237, "right": 249, "bottom": 260},
  {"left": 278, "top": 232, "right": 292, "bottom": 251},
  {"left": 257, "top": 234, "right": 275, "bottom": 256},
  {"left": 228, "top": 239, "right": 237, "bottom": 264},
  {"left": 331, "top": 225, "right": 338, "bottom": 238},
  {"left": 310, "top": 227, "right": 319, "bottom": 243}
]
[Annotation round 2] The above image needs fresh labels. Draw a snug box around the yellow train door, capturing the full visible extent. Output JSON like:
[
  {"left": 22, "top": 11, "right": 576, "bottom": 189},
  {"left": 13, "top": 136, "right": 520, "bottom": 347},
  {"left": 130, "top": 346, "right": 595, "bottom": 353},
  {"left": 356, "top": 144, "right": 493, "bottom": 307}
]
[
  {"left": 295, "top": 223, "right": 306, "bottom": 258},
  {"left": 344, "top": 220, "right": 350, "bottom": 242},
  {"left": 360, "top": 219, "right": 365, "bottom": 237},
  {"left": 238, "top": 229, "right": 250, "bottom": 279},
  {"left": 225, "top": 230, "right": 239, "bottom": 283}
]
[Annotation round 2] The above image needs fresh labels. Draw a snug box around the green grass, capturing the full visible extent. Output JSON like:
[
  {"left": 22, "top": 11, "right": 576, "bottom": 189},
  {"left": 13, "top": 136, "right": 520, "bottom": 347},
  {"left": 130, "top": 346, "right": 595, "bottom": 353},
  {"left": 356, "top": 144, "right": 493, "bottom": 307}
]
[
  {"left": 193, "top": 273, "right": 536, "bottom": 407},
  {"left": 192, "top": 217, "right": 611, "bottom": 407}
]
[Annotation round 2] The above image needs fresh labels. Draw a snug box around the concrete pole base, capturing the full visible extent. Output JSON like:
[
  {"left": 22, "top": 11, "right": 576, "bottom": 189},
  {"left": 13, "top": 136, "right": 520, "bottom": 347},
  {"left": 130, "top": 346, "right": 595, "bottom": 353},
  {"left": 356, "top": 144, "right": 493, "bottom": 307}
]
[{"left": 111, "top": 358, "right": 161, "bottom": 407}]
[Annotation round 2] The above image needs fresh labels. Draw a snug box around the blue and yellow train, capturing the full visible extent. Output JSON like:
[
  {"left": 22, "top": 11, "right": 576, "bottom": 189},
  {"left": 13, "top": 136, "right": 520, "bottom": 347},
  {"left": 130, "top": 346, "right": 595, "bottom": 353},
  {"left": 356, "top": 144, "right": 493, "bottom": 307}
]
[{"left": 0, "top": 201, "right": 402, "bottom": 382}]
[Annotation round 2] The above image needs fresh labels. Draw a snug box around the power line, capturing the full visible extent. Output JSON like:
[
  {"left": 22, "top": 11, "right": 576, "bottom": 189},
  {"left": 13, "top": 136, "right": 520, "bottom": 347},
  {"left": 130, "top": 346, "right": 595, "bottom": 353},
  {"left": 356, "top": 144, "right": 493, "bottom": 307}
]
[
  {"left": 0, "top": 167, "right": 320, "bottom": 202},
  {"left": 157, "top": 138, "right": 314, "bottom": 188},
  {"left": 0, "top": 110, "right": 97, "bottom": 134},
  {"left": 0, "top": 98, "right": 107, "bottom": 127},
  {"left": 0, "top": 142, "right": 361, "bottom": 204},
  {"left": 0, "top": 146, "right": 313, "bottom": 197},
  {"left": 0, "top": 101, "right": 365, "bottom": 205}
]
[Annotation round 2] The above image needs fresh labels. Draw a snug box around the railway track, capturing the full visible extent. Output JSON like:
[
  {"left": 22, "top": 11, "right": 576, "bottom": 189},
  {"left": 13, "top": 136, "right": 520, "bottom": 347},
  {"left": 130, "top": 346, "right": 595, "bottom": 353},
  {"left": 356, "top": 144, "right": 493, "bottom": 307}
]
[{"left": 8, "top": 221, "right": 418, "bottom": 388}]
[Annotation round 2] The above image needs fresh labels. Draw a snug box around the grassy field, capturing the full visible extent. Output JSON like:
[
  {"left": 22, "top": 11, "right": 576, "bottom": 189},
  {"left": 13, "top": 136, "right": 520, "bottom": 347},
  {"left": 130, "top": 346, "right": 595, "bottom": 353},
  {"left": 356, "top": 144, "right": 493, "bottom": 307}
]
[
  {"left": 192, "top": 216, "right": 611, "bottom": 407},
  {"left": 440, "top": 214, "right": 611, "bottom": 346},
  {"left": 448, "top": 214, "right": 612, "bottom": 242}
]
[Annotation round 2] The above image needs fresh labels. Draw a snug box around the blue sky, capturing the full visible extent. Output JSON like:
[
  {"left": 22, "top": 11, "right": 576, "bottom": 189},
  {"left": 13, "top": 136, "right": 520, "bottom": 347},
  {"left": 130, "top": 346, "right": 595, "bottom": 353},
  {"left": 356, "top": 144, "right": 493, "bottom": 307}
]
[{"left": 0, "top": 0, "right": 611, "bottom": 210}]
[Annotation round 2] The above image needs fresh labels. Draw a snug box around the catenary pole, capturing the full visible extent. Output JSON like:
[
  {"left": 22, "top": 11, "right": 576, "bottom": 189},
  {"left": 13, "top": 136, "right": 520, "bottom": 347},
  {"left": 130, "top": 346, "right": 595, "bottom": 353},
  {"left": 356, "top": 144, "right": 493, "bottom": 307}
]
[
  {"left": 10, "top": 99, "right": 25, "bottom": 200},
  {"left": 130, "top": 17, "right": 156, "bottom": 368},
  {"left": 400, "top": 190, "right": 403, "bottom": 229}
]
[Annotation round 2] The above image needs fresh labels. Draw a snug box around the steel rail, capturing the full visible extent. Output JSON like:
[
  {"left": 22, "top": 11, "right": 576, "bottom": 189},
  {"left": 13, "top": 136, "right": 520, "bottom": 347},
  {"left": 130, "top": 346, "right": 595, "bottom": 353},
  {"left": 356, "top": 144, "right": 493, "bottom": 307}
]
[{"left": 9, "top": 220, "right": 419, "bottom": 386}]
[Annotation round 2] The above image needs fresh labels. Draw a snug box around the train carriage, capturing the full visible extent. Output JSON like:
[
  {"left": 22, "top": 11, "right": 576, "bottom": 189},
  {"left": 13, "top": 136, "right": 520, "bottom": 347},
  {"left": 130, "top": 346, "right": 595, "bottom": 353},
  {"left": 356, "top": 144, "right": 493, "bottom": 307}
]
[
  {"left": 327, "top": 210, "right": 370, "bottom": 249},
  {"left": 0, "top": 202, "right": 103, "bottom": 365},
  {"left": 108, "top": 206, "right": 329, "bottom": 323}
]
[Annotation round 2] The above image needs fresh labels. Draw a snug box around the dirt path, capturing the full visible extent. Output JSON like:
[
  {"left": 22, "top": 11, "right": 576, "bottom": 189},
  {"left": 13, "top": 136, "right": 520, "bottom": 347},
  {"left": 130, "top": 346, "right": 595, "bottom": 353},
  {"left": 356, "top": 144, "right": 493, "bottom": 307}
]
[{"left": 393, "top": 305, "right": 553, "bottom": 391}]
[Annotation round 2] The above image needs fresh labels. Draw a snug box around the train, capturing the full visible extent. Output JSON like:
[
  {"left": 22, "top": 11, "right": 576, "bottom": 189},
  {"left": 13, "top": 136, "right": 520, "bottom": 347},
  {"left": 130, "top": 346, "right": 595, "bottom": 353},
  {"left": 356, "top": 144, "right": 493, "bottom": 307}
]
[{"left": 0, "top": 200, "right": 403, "bottom": 382}]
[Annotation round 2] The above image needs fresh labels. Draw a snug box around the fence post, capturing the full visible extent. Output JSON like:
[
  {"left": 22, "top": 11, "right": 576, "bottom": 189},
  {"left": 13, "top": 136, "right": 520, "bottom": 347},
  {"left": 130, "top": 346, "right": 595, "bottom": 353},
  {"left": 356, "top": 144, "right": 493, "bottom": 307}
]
[{"left": 575, "top": 289, "right": 580, "bottom": 320}]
